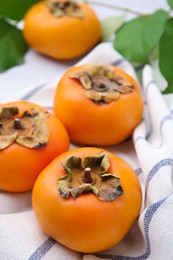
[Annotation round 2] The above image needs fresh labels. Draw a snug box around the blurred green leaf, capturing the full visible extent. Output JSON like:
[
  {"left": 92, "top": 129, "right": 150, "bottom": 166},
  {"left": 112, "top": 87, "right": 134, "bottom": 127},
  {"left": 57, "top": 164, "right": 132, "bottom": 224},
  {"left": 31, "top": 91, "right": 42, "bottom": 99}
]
[
  {"left": 162, "top": 83, "right": 173, "bottom": 94},
  {"left": 114, "top": 10, "right": 169, "bottom": 63},
  {"left": 101, "top": 14, "right": 126, "bottom": 42},
  {"left": 0, "top": 0, "right": 40, "bottom": 21},
  {"left": 0, "top": 18, "right": 28, "bottom": 71},
  {"left": 144, "top": 10, "right": 169, "bottom": 50},
  {"left": 149, "top": 46, "right": 159, "bottom": 63},
  {"left": 159, "top": 18, "right": 173, "bottom": 93},
  {"left": 167, "top": 0, "right": 173, "bottom": 9},
  {"left": 114, "top": 16, "right": 148, "bottom": 63}
]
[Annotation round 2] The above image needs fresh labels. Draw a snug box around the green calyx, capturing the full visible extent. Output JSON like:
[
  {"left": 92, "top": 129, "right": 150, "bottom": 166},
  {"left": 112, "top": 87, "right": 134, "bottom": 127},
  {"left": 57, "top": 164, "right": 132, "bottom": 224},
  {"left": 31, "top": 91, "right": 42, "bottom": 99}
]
[
  {"left": 45, "top": 0, "right": 84, "bottom": 18},
  {"left": 70, "top": 64, "right": 134, "bottom": 104},
  {"left": 57, "top": 151, "right": 123, "bottom": 201},
  {"left": 0, "top": 106, "right": 49, "bottom": 149}
]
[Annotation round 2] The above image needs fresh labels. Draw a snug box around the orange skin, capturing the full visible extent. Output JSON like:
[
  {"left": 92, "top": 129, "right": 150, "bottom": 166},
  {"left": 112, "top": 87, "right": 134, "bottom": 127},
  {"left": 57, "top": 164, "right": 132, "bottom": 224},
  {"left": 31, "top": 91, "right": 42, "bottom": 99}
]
[
  {"left": 32, "top": 147, "right": 142, "bottom": 253},
  {"left": 0, "top": 101, "right": 69, "bottom": 192},
  {"left": 23, "top": 1, "right": 102, "bottom": 60},
  {"left": 53, "top": 65, "right": 144, "bottom": 146}
]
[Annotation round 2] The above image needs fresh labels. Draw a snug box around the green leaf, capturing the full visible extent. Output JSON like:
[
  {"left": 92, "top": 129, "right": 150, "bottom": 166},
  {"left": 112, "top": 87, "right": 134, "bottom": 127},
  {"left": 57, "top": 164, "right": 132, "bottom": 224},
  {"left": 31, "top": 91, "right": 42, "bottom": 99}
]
[
  {"left": 0, "top": 0, "right": 40, "bottom": 21},
  {"left": 162, "top": 83, "right": 173, "bottom": 94},
  {"left": 159, "top": 18, "right": 173, "bottom": 92},
  {"left": 114, "top": 10, "right": 169, "bottom": 63},
  {"left": 144, "top": 10, "right": 169, "bottom": 51},
  {"left": 101, "top": 14, "right": 126, "bottom": 42},
  {"left": 149, "top": 46, "right": 159, "bottom": 63},
  {"left": 0, "top": 18, "right": 28, "bottom": 71},
  {"left": 114, "top": 16, "right": 148, "bottom": 63},
  {"left": 167, "top": 0, "right": 173, "bottom": 9}
]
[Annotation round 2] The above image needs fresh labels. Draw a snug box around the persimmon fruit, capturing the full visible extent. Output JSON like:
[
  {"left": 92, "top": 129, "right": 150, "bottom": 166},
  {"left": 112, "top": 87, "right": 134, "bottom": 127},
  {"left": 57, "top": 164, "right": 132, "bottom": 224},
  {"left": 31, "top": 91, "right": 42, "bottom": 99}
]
[
  {"left": 23, "top": 0, "right": 102, "bottom": 60},
  {"left": 32, "top": 147, "right": 142, "bottom": 253},
  {"left": 0, "top": 101, "right": 69, "bottom": 192},
  {"left": 53, "top": 64, "right": 144, "bottom": 146}
]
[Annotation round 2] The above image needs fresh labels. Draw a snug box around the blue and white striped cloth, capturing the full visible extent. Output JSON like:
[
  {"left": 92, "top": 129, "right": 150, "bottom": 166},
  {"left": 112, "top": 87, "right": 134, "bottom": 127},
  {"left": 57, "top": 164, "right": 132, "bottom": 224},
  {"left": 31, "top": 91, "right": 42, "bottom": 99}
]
[{"left": 0, "top": 42, "right": 173, "bottom": 260}]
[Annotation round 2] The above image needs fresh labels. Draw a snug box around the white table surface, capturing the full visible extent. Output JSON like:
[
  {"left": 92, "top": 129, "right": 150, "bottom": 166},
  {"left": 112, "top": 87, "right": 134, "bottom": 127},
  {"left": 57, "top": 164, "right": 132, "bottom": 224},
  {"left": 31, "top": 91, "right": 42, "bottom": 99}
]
[{"left": 0, "top": 0, "right": 169, "bottom": 103}]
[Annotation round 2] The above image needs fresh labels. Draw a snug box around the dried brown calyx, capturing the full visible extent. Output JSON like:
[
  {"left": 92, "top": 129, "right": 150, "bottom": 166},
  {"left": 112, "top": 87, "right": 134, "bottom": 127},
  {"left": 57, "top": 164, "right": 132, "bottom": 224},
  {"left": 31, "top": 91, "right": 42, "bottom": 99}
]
[
  {"left": 57, "top": 151, "right": 123, "bottom": 201},
  {"left": 45, "top": 0, "right": 84, "bottom": 18},
  {"left": 70, "top": 64, "right": 134, "bottom": 103},
  {"left": 0, "top": 106, "right": 49, "bottom": 149}
]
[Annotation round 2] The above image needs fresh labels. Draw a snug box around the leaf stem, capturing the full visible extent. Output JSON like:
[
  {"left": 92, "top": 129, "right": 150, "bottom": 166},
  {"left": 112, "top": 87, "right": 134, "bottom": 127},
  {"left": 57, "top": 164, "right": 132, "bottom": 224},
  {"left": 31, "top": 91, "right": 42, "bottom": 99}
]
[
  {"left": 83, "top": 0, "right": 148, "bottom": 16},
  {"left": 83, "top": 167, "right": 93, "bottom": 183},
  {"left": 13, "top": 118, "right": 22, "bottom": 130}
]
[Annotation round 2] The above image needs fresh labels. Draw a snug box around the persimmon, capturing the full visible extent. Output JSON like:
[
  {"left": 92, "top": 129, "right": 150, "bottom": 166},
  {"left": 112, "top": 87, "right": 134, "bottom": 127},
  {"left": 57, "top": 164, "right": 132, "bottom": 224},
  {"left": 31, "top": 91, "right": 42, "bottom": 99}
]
[
  {"left": 0, "top": 101, "right": 69, "bottom": 192},
  {"left": 53, "top": 64, "right": 144, "bottom": 146},
  {"left": 32, "top": 147, "right": 142, "bottom": 253},
  {"left": 23, "top": 0, "right": 102, "bottom": 60}
]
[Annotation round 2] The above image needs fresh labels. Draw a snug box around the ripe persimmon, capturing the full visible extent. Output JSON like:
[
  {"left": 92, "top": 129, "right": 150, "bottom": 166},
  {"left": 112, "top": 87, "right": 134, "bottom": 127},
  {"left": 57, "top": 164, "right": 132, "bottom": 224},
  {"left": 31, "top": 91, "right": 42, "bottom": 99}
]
[
  {"left": 32, "top": 147, "right": 142, "bottom": 253},
  {"left": 0, "top": 101, "right": 69, "bottom": 192},
  {"left": 53, "top": 64, "right": 144, "bottom": 146},
  {"left": 23, "top": 0, "right": 102, "bottom": 60}
]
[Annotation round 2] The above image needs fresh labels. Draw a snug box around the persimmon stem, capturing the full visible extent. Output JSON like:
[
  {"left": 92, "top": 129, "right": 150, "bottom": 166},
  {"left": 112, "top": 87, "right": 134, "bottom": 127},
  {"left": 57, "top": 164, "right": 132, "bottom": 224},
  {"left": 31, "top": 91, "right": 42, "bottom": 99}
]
[
  {"left": 83, "top": 167, "right": 93, "bottom": 183},
  {"left": 13, "top": 118, "right": 22, "bottom": 129},
  {"left": 83, "top": 0, "right": 148, "bottom": 16}
]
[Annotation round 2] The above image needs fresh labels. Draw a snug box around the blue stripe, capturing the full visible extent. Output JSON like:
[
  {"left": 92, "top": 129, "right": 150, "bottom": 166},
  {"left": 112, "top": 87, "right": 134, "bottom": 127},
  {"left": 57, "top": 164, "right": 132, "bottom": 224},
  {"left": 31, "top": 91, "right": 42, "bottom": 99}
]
[
  {"left": 160, "top": 115, "right": 172, "bottom": 130},
  {"left": 135, "top": 114, "right": 173, "bottom": 147},
  {"left": 145, "top": 158, "right": 173, "bottom": 203},
  {"left": 21, "top": 83, "right": 47, "bottom": 101},
  {"left": 28, "top": 238, "right": 56, "bottom": 260},
  {"left": 135, "top": 168, "right": 142, "bottom": 176},
  {"left": 134, "top": 136, "right": 145, "bottom": 144},
  {"left": 94, "top": 197, "right": 168, "bottom": 259},
  {"left": 111, "top": 59, "right": 125, "bottom": 67}
]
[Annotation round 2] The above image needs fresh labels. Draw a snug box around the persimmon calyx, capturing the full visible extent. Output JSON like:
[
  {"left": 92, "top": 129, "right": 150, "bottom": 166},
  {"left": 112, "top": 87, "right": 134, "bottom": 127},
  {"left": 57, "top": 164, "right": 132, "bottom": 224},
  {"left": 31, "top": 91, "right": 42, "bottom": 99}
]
[
  {"left": 0, "top": 107, "right": 49, "bottom": 149},
  {"left": 57, "top": 151, "right": 123, "bottom": 201},
  {"left": 70, "top": 64, "right": 134, "bottom": 103},
  {"left": 45, "top": 0, "right": 84, "bottom": 18}
]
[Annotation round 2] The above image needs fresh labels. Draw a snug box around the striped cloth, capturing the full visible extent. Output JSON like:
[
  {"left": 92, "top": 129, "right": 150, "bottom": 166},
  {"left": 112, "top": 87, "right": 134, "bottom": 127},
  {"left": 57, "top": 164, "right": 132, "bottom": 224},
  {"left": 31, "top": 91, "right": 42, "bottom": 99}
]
[{"left": 0, "top": 42, "right": 173, "bottom": 260}]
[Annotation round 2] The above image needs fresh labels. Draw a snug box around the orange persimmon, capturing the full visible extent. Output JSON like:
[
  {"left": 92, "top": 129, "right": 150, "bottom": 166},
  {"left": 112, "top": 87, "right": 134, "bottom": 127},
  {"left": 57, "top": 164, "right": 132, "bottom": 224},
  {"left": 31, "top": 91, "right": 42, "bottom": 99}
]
[
  {"left": 23, "top": 0, "right": 102, "bottom": 60},
  {"left": 0, "top": 101, "right": 69, "bottom": 192},
  {"left": 32, "top": 147, "right": 142, "bottom": 253},
  {"left": 53, "top": 64, "right": 143, "bottom": 146}
]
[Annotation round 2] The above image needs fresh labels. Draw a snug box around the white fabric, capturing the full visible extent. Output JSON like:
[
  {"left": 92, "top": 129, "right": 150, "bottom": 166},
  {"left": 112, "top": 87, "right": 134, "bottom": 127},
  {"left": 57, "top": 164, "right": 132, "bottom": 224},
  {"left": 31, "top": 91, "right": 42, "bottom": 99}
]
[{"left": 0, "top": 42, "right": 173, "bottom": 259}]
